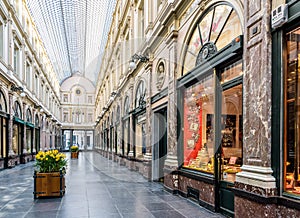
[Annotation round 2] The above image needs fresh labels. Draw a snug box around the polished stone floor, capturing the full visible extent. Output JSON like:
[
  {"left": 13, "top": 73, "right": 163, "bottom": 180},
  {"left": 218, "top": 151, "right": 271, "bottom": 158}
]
[{"left": 0, "top": 152, "right": 225, "bottom": 218}]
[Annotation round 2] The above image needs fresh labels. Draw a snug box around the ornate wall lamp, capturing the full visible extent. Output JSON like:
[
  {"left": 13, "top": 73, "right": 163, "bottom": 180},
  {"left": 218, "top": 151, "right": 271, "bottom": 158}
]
[
  {"left": 11, "top": 84, "right": 26, "bottom": 97},
  {"left": 34, "top": 105, "right": 44, "bottom": 113},
  {"left": 129, "top": 53, "right": 149, "bottom": 70}
]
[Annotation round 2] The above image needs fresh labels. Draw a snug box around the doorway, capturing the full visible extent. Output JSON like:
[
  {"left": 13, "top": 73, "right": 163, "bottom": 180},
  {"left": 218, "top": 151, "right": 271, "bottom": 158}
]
[
  {"left": 152, "top": 108, "right": 167, "bottom": 182},
  {"left": 215, "top": 61, "right": 243, "bottom": 216}
]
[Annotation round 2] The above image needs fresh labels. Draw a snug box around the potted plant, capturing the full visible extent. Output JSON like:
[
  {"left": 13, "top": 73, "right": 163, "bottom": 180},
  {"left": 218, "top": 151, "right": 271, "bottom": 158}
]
[
  {"left": 33, "top": 150, "right": 67, "bottom": 199},
  {"left": 70, "top": 145, "right": 79, "bottom": 159}
]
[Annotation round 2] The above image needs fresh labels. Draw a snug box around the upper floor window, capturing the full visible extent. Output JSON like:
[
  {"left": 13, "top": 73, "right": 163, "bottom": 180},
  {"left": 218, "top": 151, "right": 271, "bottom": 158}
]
[
  {"left": 0, "top": 21, "right": 3, "bottom": 58},
  {"left": 63, "top": 94, "right": 68, "bottom": 103},
  {"left": 138, "top": 1, "right": 145, "bottom": 39},
  {"left": 26, "top": 62, "right": 31, "bottom": 89},
  {"left": 63, "top": 112, "right": 68, "bottom": 122},
  {"left": 14, "top": 44, "right": 20, "bottom": 75},
  {"left": 88, "top": 113, "right": 93, "bottom": 122},
  {"left": 88, "top": 96, "right": 92, "bottom": 104}
]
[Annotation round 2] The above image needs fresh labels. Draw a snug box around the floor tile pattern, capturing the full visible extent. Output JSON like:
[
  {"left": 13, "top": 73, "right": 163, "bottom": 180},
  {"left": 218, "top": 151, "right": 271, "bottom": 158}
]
[{"left": 0, "top": 152, "right": 225, "bottom": 218}]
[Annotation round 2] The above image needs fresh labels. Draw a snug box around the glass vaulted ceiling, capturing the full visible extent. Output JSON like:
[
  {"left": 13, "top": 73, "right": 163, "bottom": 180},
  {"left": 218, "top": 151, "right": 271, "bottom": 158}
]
[{"left": 26, "top": 0, "right": 116, "bottom": 84}]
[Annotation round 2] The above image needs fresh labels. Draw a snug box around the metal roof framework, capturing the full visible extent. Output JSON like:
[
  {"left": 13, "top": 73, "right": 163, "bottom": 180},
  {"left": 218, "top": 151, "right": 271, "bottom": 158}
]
[{"left": 26, "top": 0, "right": 116, "bottom": 84}]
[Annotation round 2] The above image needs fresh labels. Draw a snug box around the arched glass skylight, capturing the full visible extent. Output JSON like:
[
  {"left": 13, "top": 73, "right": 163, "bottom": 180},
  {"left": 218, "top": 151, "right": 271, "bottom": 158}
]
[{"left": 26, "top": 0, "right": 116, "bottom": 83}]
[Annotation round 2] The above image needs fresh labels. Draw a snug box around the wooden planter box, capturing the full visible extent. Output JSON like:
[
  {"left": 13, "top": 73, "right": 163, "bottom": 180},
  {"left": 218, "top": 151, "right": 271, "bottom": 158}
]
[
  {"left": 33, "top": 171, "right": 65, "bottom": 199},
  {"left": 71, "top": 152, "right": 79, "bottom": 159}
]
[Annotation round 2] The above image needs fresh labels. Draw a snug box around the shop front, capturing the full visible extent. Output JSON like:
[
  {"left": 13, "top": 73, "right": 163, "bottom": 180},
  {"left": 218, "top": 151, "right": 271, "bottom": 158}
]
[
  {"left": 266, "top": 0, "right": 300, "bottom": 215},
  {"left": 174, "top": 2, "right": 243, "bottom": 216},
  {"left": 0, "top": 90, "right": 8, "bottom": 169}
]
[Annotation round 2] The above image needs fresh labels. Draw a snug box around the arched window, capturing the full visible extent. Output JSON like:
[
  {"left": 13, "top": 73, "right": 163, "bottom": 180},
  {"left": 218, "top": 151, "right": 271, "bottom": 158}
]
[
  {"left": 14, "top": 101, "right": 22, "bottom": 119},
  {"left": 183, "top": 3, "right": 242, "bottom": 74},
  {"left": 35, "top": 114, "right": 39, "bottom": 127},
  {"left": 0, "top": 91, "right": 7, "bottom": 113},
  {"left": 26, "top": 109, "right": 32, "bottom": 123},
  {"left": 135, "top": 81, "right": 146, "bottom": 108},
  {"left": 124, "top": 96, "right": 130, "bottom": 115}
]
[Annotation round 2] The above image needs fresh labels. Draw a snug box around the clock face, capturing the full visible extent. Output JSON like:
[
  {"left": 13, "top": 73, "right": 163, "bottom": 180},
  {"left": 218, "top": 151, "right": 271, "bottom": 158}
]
[
  {"left": 75, "top": 89, "right": 81, "bottom": 95},
  {"left": 196, "top": 42, "right": 217, "bottom": 66},
  {"left": 202, "top": 47, "right": 209, "bottom": 59}
]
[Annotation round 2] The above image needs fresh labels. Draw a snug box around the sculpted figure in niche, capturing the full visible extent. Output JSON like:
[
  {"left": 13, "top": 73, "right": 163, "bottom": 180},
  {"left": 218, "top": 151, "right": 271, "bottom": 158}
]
[{"left": 156, "top": 62, "right": 165, "bottom": 90}]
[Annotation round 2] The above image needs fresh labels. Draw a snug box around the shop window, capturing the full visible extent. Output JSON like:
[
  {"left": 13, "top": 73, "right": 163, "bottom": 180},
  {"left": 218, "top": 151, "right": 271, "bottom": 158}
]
[
  {"left": 14, "top": 101, "right": 22, "bottom": 119},
  {"left": 285, "top": 26, "right": 300, "bottom": 195},
  {"left": 183, "top": 4, "right": 242, "bottom": 75},
  {"left": 26, "top": 109, "right": 32, "bottom": 123},
  {"left": 183, "top": 75, "right": 215, "bottom": 173},
  {"left": 220, "top": 84, "right": 243, "bottom": 182},
  {"left": 0, "top": 91, "right": 7, "bottom": 113},
  {"left": 35, "top": 114, "right": 39, "bottom": 127}
]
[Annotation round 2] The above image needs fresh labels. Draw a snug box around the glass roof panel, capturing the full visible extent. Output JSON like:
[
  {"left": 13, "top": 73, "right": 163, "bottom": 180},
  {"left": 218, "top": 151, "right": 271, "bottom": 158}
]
[{"left": 26, "top": 0, "right": 116, "bottom": 84}]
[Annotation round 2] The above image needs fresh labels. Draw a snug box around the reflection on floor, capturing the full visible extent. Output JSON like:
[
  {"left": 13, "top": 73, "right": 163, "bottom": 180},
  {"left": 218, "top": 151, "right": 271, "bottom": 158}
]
[{"left": 0, "top": 152, "right": 225, "bottom": 218}]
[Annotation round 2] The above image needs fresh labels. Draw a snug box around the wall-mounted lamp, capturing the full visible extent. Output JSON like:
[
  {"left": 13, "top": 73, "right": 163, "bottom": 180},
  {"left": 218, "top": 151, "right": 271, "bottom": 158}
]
[
  {"left": 34, "top": 105, "right": 44, "bottom": 113},
  {"left": 11, "top": 84, "right": 26, "bottom": 97},
  {"left": 129, "top": 54, "right": 149, "bottom": 70}
]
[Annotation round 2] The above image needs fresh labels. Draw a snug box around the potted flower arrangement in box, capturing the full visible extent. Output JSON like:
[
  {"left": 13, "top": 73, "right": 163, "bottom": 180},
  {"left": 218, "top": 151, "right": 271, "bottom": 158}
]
[
  {"left": 70, "top": 145, "right": 79, "bottom": 159},
  {"left": 33, "top": 150, "right": 67, "bottom": 199}
]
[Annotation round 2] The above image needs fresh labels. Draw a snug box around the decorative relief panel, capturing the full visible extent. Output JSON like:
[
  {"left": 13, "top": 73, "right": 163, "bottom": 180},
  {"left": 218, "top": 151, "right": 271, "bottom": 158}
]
[
  {"left": 156, "top": 60, "right": 165, "bottom": 91},
  {"left": 248, "top": 0, "right": 261, "bottom": 18}
]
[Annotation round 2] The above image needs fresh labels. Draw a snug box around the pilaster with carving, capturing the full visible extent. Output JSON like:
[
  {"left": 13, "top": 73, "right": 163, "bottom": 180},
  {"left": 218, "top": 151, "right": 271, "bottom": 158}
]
[
  {"left": 165, "top": 36, "right": 179, "bottom": 170},
  {"left": 128, "top": 81, "right": 134, "bottom": 157},
  {"left": 235, "top": 0, "right": 276, "bottom": 194},
  {"left": 8, "top": 92, "right": 15, "bottom": 156}
]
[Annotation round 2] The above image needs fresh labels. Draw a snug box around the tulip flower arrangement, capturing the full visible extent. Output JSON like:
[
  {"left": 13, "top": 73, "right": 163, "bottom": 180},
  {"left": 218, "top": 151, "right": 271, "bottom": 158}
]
[{"left": 35, "top": 150, "right": 67, "bottom": 173}]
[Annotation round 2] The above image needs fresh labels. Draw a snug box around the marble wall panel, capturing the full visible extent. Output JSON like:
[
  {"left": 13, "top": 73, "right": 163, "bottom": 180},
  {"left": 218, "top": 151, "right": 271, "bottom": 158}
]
[
  {"left": 248, "top": 0, "right": 261, "bottom": 18},
  {"left": 235, "top": 196, "right": 276, "bottom": 218},
  {"left": 235, "top": 182, "right": 277, "bottom": 196},
  {"left": 178, "top": 175, "right": 215, "bottom": 205},
  {"left": 235, "top": 196, "right": 300, "bottom": 217},
  {"left": 243, "top": 0, "right": 272, "bottom": 168}
]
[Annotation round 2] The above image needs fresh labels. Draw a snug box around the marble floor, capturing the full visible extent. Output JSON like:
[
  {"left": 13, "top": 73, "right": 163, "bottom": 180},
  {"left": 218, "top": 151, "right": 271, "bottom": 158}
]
[{"left": 0, "top": 152, "right": 225, "bottom": 218}]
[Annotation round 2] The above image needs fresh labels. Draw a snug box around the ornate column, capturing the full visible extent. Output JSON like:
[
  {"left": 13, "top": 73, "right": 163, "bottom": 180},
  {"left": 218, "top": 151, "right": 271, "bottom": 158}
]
[
  {"left": 8, "top": 92, "right": 15, "bottom": 156},
  {"left": 22, "top": 102, "right": 27, "bottom": 157},
  {"left": 32, "top": 108, "right": 36, "bottom": 153},
  {"left": 41, "top": 115, "right": 46, "bottom": 150},
  {"left": 144, "top": 61, "right": 153, "bottom": 162},
  {"left": 164, "top": 32, "right": 179, "bottom": 170},
  {"left": 7, "top": 13, "right": 13, "bottom": 73},
  {"left": 235, "top": 0, "right": 276, "bottom": 214},
  {"left": 128, "top": 81, "right": 134, "bottom": 158}
]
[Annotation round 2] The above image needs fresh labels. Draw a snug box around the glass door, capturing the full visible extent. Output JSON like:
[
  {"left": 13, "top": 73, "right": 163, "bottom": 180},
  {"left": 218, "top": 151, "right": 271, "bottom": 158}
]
[{"left": 216, "top": 60, "right": 243, "bottom": 216}]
